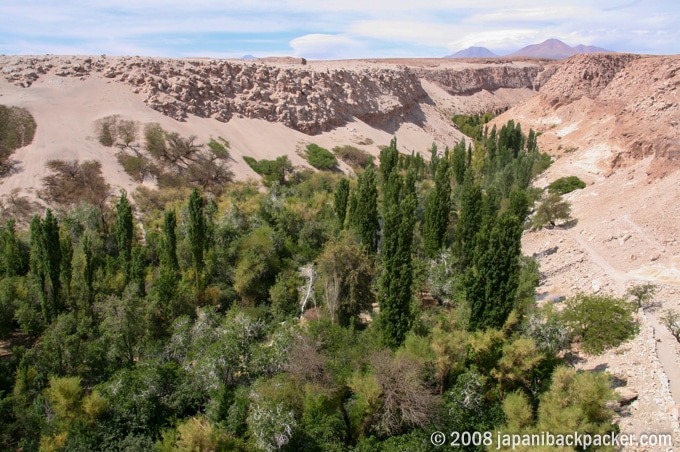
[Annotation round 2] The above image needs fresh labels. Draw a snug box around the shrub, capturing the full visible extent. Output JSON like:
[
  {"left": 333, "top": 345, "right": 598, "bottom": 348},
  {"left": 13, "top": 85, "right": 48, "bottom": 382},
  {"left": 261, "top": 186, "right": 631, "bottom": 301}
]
[
  {"left": 40, "top": 160, "right": 111, "bottom": 209},
  {"left": 243, "top": 156, "right": 293, "bottom": 185},
  {"left": 305, "top": 144, "right": 337, "bottom": 170},
  {"left": 116, "top": 152, "right": 157, "bottom": 183},
  {"left": 560, "top": 293, "right": 638, "bottom": 354},
  {"left": 96, "top": 115, "right": 139, "bottom": 148},
  {"left": 548, "top": 176, "right": 586, "bottom": 194},
  {"left": 333, "top": 145, "right": 373, "bottom": 169},
  {"left": 661, "top": 309, "right": 680, "bottom": 343},
  {"left": 532, "top": 192, "right": 572, "bottom": 228},
  {"left": 0, "top": 105, "right": 37, "bottom": 174},
  {"left": 626, "top": 283, "right": 657, "bottom": 309}
]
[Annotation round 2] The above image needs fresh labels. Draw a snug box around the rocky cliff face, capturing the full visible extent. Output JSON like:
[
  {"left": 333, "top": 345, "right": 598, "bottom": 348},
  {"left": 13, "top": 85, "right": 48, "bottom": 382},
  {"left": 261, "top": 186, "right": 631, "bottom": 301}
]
[
  {"left": 1, "top": 55, "right": 552, "bottom": 135},
  {"left": 416, "top": 63, "right": 552, "bottom": 96},
  {"left": 514, "top": 53, "right": 680, "bottom": 177}
]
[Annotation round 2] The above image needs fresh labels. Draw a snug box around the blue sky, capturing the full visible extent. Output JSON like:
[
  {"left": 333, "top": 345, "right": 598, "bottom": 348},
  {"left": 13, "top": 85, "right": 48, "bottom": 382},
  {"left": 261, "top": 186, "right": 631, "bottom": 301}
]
[{"left": 1, "top": 1, "right": 678, "bottom": 59}]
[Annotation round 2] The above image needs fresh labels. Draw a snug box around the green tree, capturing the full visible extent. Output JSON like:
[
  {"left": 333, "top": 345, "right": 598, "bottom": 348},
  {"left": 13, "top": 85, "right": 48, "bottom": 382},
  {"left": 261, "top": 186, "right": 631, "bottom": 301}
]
[
  {"left": 81, "top": 234, "right": 95, "bottom": 307},
  {"left": 353, "top": 166, "right": 379, "bottom": 253},
  {"left": 316, "top": 232, "right": 375, "bottom": 326},
  {"left": 533, "top": 192, "right": 572, "bottom": 228},
  {"left": 305, "top": 143, "right": 338, "bottom": 170},
  {"left": 536, "top": 366, "right": 616, "bottom": 436},
  {"left": 466, "top": 212, "right": 523, "bottom": 331},
  {"left": 626, "top": 283, "right": 657, "bottom": 309},
  {"left": 0, "top": 218, "right": 24, "bottom": 277},
  {"left": 379, "top": 170, "right": 417, "bottom": 348},
  {"left": 334, "top": 178, "right": 350, "bottom": 229},
  {"left": 187, "top": 189, "right": 207, "bottom": 293},
  {"left": 561, "top": 293, "right": 638, "bottom": 354},
  {"left": 423, "top": 157, "right": 451, "bottom": 258},
  {"left": 379, "top": 138, "right": 400, "bottom": 189},
  {"left": 452, "top": 139, "right": 467, "bottom": 186},
  {"left": 453, "top": 174, "right": 483, "bottom": 269},
  {"left": 162, "top": 209, "right": 179, "bottom": 272},
  {"left": 115, "top": 190, "right": 134, "bottom": 283},
  {"left": 548, "top": 175, "right": 586, "bottom": 195},
  {"left": 29, "top": 210, "right": 63, "bottom": 322}
]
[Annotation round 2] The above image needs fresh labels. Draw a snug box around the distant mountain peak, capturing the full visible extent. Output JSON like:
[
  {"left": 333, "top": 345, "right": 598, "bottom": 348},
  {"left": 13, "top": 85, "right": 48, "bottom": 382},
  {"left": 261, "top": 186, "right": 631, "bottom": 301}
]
[
  {"left": 508, "top": 39, "right": 612, "bottom": 60},
  {"left": 446, "top": 46, "right": 498, "bottom": 59}
]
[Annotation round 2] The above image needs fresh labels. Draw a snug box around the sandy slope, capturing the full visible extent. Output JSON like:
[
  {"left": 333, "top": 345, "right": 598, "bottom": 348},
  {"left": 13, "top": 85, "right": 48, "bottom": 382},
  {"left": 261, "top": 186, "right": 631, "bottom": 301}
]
[{"left": 0, "top": 68, "right": 467, "bottom": 202}]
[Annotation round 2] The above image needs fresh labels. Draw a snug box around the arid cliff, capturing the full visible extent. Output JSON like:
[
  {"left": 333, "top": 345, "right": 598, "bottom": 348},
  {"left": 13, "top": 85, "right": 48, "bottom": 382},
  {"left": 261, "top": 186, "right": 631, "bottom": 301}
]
[
  {"left": 507, "top": 53, "right": 680, "bottom": 178},
  {"left": 1, "top": 55, "right": 552, "bottom": 135}
]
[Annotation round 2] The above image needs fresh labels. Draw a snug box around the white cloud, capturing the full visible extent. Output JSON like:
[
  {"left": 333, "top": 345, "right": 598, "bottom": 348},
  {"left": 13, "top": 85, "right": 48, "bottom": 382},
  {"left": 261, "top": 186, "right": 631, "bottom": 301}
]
[
  {"left": 0, "top": 0, "right": 678, "bottom": 57},
  {"left": 289, "top": 34, "right": 364, "bottom": 59}
]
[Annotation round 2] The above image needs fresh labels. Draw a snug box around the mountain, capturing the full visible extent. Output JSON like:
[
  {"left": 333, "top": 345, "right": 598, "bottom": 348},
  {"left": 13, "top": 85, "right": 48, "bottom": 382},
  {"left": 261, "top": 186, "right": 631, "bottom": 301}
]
[
  {"left": 509, "top": 38, "right": 612, "bottom": 59},
  {"left": 446, "top": 46, "right": 498, "bottom": 58}
]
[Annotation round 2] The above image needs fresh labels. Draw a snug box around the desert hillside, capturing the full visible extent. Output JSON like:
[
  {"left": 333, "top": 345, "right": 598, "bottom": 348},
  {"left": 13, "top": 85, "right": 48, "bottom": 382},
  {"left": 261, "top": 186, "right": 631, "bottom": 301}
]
[
  {"left": 492, "top": 52, "right": 680, "bottom": 442},
  {"left": 0, "top": 55, "right": 554, "bottom": 199}
]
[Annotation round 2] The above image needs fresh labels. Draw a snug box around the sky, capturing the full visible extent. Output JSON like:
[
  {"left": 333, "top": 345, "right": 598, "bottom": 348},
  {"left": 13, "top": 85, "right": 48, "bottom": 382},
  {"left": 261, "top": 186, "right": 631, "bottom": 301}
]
[{"left": 0, "top": 0, "right": 678, "bottom": 59}]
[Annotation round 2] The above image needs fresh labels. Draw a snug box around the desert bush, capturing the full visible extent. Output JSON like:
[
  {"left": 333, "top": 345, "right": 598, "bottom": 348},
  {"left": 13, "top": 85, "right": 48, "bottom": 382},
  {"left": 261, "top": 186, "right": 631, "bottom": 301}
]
[
  {"left": 141, "top": 125, "right": 232, "bottom": 194},
  {"left": 305, "top": 143, "right": 337, "bottom": 170},
  {"left": 626, "top": 283, "right": 657, "bottom": 309},
  {"left": 116, "top": 153, "right": 157, "bottom": 183},
  {"left": 560, "top": 293, "right": 638, "bottom": 354},
  {"left": 333, "top": 145, "right": 373, "bottom": 169},
  {"left": 532, "top": 192, "right": 572, "bottom": 228},
  {"left": 244, "top": 155, "right": 293, "bottom": 185},
  {"left": 0, "top": 105, "right": 37, "bottom": 175},
  {"left": 661, "top": 309, "right": 680, "bottom": 343},
  {"left": 96, "top": 115, "right": 118, "bottom": 147},
  {"left": 96, "top": 115, "right": 139, "bottom": 149},
  {"left": 0, "top": 188, "right": 41, "bottom": 225},
  {"left": 548, "top": 176, "right": 586, "bottom": 194},
  {"left": 40, "top": 160, "right": 111, "bottom": 209}
]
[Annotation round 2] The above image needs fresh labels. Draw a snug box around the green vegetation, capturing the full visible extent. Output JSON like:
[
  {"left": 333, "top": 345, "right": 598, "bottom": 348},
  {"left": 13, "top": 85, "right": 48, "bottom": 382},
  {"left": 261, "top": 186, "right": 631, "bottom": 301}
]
[
  {"left": 0, "top": 119, "right": 629, "bottom": 451},
  {"left": 452, "top": 112, "right": 495, "bottom": 141},
  {"left": 532, "top": 192, "right": 573, "bottom": 228},
  {"left": 39, "top": 160, "right": 112, "bottom": 209},
  {"left": 661, "top": 309, "right": 680, "bottom": 343},
  {"left": 96, "top": 115, "right": 139, "bottom": 148},
  {"left": 626, "top": 283, "right": 657, "bottom": 309},
  {"left": 243, "top": 155, "right": 293, "bottom": 185},
  {"left": 0, "top": 105, "right": 37, "bottom": 175},
  {"left": 548, "top": 175, "right": 586, "bottom": 194},
  {"left": 305, "top": 143, "right": 338, "bottom": 170},
  {"left": 333, "top": 145, "right": 373, "bottom": 169},
  {"left": 561, "top": 293, "right": 638, "bottom": 354}
]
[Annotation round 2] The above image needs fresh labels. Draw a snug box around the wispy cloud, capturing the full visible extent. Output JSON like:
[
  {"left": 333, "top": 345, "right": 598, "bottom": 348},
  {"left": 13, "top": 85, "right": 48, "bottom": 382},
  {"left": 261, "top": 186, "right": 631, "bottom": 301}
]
[{"left": 0, "top": 0, "right": 678, "bottom": 57}]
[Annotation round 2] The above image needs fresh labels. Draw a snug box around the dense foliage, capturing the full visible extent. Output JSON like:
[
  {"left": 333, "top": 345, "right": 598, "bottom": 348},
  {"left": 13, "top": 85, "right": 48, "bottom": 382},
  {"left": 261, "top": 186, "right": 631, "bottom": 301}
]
[
  {"left": 548, "top": 176, "right": 586, "bottom": 194},
  {"left": 305, "top": 144, "right": 338, "bottom": 170},
  {"left": 0, "top": 118, "right": 633, "bottom": 451},
  {"left": 0, "top": 105, "right": 37, "bottom": 175}
]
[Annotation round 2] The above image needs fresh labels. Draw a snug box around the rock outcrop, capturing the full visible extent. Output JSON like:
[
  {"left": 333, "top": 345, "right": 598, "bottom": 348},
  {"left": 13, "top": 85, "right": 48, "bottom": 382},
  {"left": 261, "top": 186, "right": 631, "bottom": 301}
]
[
  {"left": 416, "top": 63, "right": 551, "bottom": 96},
  {"left": 1, "top": 55, "right": 553, "bottom": 135},
  {"left": 503, "top": 53, "right": 680, "bottom": 177}
]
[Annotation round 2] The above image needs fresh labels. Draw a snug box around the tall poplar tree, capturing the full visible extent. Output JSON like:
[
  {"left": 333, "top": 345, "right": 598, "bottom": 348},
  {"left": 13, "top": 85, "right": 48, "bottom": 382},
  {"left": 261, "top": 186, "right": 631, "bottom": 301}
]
[
  {"left": 115, "top": 190, "right": 134, "bottom": 283},
  {"left": 29, "top": 210, "right": 62, "bottom": 322},
  {"left": 465, "top": 212, "right": 523, "bottom": 330},
  {"left": 187, "top": 188, "right": 207, "bottom": 292},
  {"left": 334, "top": 178, "right": 350, "bottom": 229},
  {"left": 379, "top": 169, "right": 417, "bottom": 348},
  {"left": 353, "top": 166, "right": 379, "bottom": 254},
  {"left": 423, "top": 157, "right": 451, "bottom": 258},
  {"left": 453, "top": 174, "right": 483, "bottom": 270},
  {"left": 162, "top": 208, "right": 179, "bottom": 272}
]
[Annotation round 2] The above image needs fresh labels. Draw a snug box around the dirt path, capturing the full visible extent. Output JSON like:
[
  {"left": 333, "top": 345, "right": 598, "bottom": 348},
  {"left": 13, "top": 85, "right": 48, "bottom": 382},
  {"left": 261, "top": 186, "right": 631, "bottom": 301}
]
[
  {"left": 647, "top": 314, "right": 680, "bottom": 407},
  {"left": 566, "top": 228, "right": 680, "bottom": 408}
]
